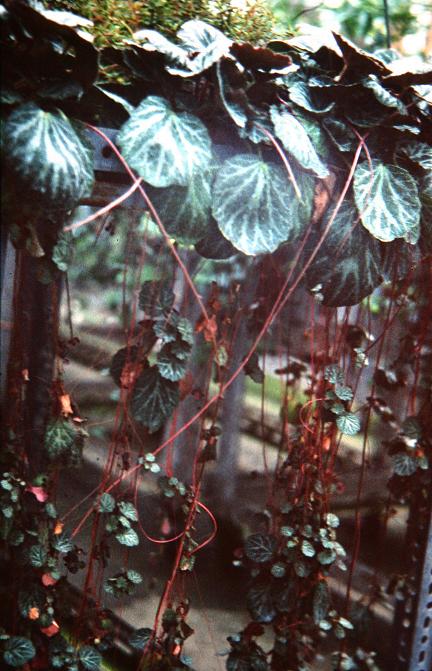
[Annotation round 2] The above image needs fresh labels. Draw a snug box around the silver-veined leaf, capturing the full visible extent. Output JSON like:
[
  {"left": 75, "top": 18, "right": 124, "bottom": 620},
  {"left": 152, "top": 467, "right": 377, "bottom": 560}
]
[
  {"left": 306, "top": 200, "right": 383, "bottom": 307},
  {"left": 115, "top": 527, "right": 139, "bottom": 547},
  {"left": 362, "top": 74, "right": 407, "bottom": 113},
  {"left": 353, "top": 160, "right": 421, "bottom": 244},
  {"left": 175, "top": 20, "right": 232, "bottom": 74},
  {"left": 117, "top": 96, "right": 212, "bottom": 187},
  {"left": 396, "top": 140, "right": 432, "bottom": 172},
  {"left": 131, "top": 367, "right": 180, "bottom": 433},
  {"left": 157, "top": 347, "right": 188, "bottom": 382},
  {"left": 244, "top": 533, "right": 277, "bottom": 563},
  {"left": 147, "top": 170, "right": 212, "bottom": 243},
  {"left": 336, "top": 412, "right": 361, "bottom": 435},
  {"left": 392, "top": 453, "right": 417, "bottom": 476},
  {"left": 44, "top": 419, "right": 76, "bottom": 459},
  {"left": 3, "top": 637, "right": 36, "bottom": 668},
  {"left": 2, "top": 102, "right": 94, "bottom": 212},
  {"left": 78, "top": 646, "right": 102, "bottom": 671},
  {"left": 212, "top": 154, "right": 307, "bottom": 255},
  {"left": 420, "top": 174, "right": 432, "bottom": 253},
  {"left": 270, "top": 106, "right": 329, "bottom": 178}
]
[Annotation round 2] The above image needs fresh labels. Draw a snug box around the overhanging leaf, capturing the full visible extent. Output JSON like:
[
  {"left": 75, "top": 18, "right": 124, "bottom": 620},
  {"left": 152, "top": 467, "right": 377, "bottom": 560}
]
[
  {"left": 362, "top": 75, "right": 407, "bottom": 113},
  {"left": 212, "top": 154, "right": 307, "bottom": 255},
  {"left": 131, "top": 367, "right": 180, "bottom": 433},
  {"left": 117, "top": 96, "right": 212, "bottom": 187},
  {"left": 215, "top": 60, "right": 248, "bottom": 129},
  {"left": 3, "top": 637, "right": 36, "bottom": 668},
  {"left": 270, "top": 106, "right": 329, "bottom": 178},
  {"left": 147, "top": 170, "right": 212, "bottom": 244},
  {"left": 306, "top": 200, "right": 383, "bottom": 307},
  {"left": 287, "top": 80, "right": 334, "bottom": 114},
  {"left": 2, "top": 103, "right": 94, "bottom": 213},
  {"left": 354, "top": 160, "right": 421, "bottom": 244},
  {"left": 396, "top": 140, "right": 432, "bottom": 172},
  {"left": 175, "top": 20, "right": 232, "bottom": 74}
]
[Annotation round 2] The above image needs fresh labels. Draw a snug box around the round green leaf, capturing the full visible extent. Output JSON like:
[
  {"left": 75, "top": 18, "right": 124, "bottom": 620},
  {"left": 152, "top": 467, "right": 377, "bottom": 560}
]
[
  {"left": 131, "top": 367, "right": 180, "bottom": 433},
  {"left": 336, "top": 412, "right": 361, "bottom": 436},
  {"left": 301, "top": 539, "right": 316, "bottom": 557},
  {"left": 2, "top": 103, "right": 94, "bottom": 213},
  {"left": 157, "top": 347, "right": 188, "bottom": 382},
  {"left": 45, "top": 419, "right": 76, "bottom": 459},
  {"left": 117, "top": 500, "right": 138, "bottom": 521},
  {"left": 115, "top": 527, "right": 139, "bottom": 547},
  {"left": 98, "top": 492, "right": 115, "bottom": 513},
  {"left": 354, "top": 160, "right": 421, "bottom": 243},
  {"left": 392, "top": 453, "right": 417, "bottom": 476},
  {"left": 212, "top": 154, "right": 306, "bottom": 255},
  {"left": 78, "top": 645, "right": 102, "bottom": 671},
  {"left": 117, "top": 96, "right": 212, "bottom": 187},
  {"left": 127, "top": 569, "right": 143, "bottom": 584},
  {"left": 270, "top": 106, "right": 329, "bottom": 178},
  {"left": 245, "top": 533, "right": 277, "bottom": 563},
  {"left": 3, "top": 637, "right": 36, "bottom": 668}
]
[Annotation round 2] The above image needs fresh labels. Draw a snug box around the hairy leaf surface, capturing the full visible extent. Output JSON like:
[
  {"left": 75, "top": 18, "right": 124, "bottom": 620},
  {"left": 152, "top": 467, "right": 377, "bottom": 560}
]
[
  {"left": 3, "top": 103, "right": 94, "bottom": 212},
  {"left": 354, "top": 160, "right": 421, "bottom": 243},
  {"left": 212, "top": 154, "right": 306, "bottom": 255},
  {"left": 270, "top": 106, "right": 329, "bottom": 178},
  {"left": 118, "top": 96, "right": 212, "bottom": 187}
]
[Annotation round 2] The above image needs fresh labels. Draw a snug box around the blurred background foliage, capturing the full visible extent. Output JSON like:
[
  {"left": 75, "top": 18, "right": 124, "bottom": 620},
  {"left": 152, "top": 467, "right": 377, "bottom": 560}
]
[{"left": 45, "top": 0, "right": 431, "bottom": 55}]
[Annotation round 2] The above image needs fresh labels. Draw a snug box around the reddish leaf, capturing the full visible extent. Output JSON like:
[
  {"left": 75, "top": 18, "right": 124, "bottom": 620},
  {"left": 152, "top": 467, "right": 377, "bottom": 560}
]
[
  {"left": 59, "top": 394, "right": 73, "bottom": 416},
  {"left": 42, "top": 573, "right": 58, "bottom": 586},
  {"left": 26, "top": 486, "right": 48, "bottom": 502},
  {"left": 40, "top": 621, "right": 60, "bottom": 637},
  {"left": 28, "top": 607, "right": 40, "bottom": 621}
]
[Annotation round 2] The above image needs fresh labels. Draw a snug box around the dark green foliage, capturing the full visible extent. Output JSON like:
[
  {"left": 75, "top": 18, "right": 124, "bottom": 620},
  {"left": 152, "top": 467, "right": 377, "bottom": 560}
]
[{"left": 3, "top": 636, "right": 36, "bottom": 668}]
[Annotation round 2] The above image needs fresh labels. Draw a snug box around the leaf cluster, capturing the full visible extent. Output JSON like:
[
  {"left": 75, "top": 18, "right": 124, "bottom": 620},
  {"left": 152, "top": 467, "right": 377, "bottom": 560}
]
[{"left": 110, "top": 280, "right": 193, "bottom": 432}]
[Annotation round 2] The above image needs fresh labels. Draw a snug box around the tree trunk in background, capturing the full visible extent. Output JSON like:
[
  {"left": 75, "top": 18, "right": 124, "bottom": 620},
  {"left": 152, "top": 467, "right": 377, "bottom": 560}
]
[{"left": 5, "top": 252, "right": 61, "bottom": 477}]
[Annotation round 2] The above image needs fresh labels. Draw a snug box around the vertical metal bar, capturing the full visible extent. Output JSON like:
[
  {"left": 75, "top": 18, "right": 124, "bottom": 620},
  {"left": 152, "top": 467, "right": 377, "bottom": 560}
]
[
  {"left": 392, "top": 487, "right": 432, "bottom": 671},
  {"left": 409, "top": 507, "right": 432, "bottom": 671}
]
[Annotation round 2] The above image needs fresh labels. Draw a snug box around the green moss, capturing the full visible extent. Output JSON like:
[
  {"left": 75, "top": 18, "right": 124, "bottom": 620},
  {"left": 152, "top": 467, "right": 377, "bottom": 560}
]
[{"left": 45, "top": 0, "right": 275, "bottom": 48}]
